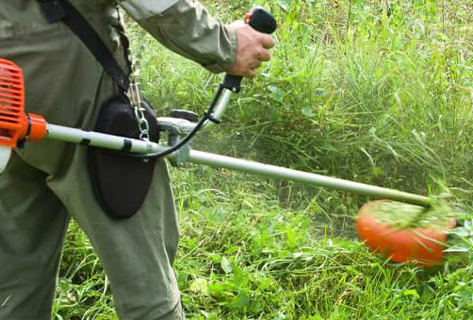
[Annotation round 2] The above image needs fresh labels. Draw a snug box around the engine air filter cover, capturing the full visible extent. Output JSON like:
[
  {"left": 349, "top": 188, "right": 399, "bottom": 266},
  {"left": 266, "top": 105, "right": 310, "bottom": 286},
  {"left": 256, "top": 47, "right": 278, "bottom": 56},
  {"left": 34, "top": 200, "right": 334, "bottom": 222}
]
[{"left": 0, "top": 59, "right": 27, "bottom": 148}]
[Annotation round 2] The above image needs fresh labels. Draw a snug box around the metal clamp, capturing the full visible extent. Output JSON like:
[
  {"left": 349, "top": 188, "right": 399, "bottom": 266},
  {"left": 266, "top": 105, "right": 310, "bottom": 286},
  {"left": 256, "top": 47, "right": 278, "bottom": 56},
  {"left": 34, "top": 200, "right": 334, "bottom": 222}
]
[{"left": 128, "top": 81, "right": 150, "bottom": 141}]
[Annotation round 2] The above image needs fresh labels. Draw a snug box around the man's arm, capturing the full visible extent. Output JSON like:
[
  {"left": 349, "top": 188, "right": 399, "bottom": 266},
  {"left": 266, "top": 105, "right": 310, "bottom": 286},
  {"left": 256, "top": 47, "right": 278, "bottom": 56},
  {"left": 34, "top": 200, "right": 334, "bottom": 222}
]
[{"left": 117, "top": 0, "right": 274, "bottom": 77}]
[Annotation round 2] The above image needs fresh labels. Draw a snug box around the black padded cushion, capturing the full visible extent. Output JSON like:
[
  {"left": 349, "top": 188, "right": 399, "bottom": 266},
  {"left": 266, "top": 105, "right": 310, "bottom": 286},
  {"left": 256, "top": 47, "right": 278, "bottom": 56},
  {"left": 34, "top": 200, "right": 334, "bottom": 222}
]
[{"left": 87, "top": 94, "right": 159, "bottom": 219}]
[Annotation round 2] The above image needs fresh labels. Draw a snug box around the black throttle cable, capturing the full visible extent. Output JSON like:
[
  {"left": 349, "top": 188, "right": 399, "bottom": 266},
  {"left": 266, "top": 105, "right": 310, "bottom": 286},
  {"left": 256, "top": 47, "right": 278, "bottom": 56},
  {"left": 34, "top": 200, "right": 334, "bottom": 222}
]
[{"left": 128, "top": 85, "right": 224, "bottom": 159}]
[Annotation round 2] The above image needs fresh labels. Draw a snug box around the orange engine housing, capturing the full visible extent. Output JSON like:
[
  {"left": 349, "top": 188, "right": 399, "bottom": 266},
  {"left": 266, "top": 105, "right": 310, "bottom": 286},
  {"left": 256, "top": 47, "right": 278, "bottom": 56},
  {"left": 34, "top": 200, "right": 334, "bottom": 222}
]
[{"left": 0, "top": 58, "right": 46, "bottom": 147}]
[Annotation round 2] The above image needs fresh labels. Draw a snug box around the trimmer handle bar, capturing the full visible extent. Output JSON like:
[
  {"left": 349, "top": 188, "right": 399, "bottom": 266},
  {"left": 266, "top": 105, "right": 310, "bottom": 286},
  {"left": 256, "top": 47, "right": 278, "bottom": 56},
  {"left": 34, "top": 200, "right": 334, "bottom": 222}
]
[{"left": 222, "top": 7, "right": 277, "bottom": 93}]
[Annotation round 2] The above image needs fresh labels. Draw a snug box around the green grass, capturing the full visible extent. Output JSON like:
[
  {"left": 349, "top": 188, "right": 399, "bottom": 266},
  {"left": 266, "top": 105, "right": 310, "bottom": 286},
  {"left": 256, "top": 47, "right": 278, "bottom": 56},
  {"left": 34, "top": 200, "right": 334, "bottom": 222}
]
[{"left": 54, "top": 0, "right": 473, "bottom": 319}]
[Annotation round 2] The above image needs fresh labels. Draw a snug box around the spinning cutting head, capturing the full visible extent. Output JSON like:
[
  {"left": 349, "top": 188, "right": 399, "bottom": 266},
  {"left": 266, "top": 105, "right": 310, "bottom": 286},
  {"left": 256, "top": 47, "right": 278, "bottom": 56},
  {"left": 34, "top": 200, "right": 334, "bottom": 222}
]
[{"left": 357, "top": 200, "right": 456, "bottom": 267}]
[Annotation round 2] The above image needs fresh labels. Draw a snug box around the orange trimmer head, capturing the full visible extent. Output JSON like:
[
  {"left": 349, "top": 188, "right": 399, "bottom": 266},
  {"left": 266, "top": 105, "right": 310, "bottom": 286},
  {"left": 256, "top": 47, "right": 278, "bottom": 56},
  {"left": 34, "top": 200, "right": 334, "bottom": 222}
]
[{"left": 357, "top": 200, "right": 456, "bottom": 267}]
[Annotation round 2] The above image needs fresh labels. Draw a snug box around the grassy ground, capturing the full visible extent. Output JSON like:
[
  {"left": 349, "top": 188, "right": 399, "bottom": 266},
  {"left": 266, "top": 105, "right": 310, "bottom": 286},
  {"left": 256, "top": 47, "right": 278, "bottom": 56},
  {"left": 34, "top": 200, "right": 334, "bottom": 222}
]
[{"left": 55, "top": 0, "right": 473, "bottom": 319}]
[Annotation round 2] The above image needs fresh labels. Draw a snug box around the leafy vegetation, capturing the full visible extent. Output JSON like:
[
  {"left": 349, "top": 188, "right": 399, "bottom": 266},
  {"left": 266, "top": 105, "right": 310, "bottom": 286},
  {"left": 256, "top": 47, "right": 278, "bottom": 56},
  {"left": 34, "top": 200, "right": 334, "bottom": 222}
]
[
  {"left": 54, "top": 0, "right": 473, "bottom": 319},
  {"left": 371, "top": 200, "right": 455, "bottom": 229}
]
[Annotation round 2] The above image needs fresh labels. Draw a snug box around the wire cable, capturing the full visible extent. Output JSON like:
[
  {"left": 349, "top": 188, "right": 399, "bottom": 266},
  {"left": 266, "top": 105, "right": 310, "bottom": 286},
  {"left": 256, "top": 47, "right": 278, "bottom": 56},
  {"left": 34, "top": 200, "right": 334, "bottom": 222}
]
[{"left": 127, "top": 85, "right": 224, "bottom": 159}]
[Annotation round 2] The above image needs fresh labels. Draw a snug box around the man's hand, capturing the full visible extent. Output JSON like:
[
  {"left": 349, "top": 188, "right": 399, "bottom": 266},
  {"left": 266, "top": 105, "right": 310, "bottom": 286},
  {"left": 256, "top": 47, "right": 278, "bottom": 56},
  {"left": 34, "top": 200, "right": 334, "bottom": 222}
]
[{"left": 228, "top": 21, "right": 275, "bottom": 78}]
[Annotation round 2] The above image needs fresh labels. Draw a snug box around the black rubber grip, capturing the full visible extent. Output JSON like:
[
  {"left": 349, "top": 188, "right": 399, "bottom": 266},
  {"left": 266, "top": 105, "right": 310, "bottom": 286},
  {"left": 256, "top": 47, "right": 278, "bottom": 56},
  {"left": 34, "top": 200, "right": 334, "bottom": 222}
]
[
  {"left": 222, "top": 7, "right": 277, "bottom": 92},
  {"left": 248, "top": 7, "right": 277, "bottom": 34}
]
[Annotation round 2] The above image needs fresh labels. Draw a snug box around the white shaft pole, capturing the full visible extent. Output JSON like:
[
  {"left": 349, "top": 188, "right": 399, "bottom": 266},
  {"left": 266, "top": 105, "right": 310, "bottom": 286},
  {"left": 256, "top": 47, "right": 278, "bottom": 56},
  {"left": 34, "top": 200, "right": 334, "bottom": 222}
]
[
  {"left": 45, "top": 124, "right": 432, "bottom": 207},
  {"left": 189, "top": 150, "right": 433, "bottom": 207},
  {"left": 46, "top": 124, "right": 167, "bottom": 154}
]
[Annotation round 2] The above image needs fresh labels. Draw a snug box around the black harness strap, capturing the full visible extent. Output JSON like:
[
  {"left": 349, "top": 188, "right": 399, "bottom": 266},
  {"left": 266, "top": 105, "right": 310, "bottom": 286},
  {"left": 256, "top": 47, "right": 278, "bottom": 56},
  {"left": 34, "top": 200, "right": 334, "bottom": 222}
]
[{"left": 37, "top": 0, "right": 130, "bottom": 92}]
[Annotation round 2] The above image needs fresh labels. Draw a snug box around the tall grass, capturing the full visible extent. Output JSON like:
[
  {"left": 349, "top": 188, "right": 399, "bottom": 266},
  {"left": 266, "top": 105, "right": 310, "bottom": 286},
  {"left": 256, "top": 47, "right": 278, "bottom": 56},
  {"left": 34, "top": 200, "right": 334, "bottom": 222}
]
[
  {"left": 54, "top": 0, "right": 473, "bottom": 319},
  {"left": 135, "top": 0, "right": 473, "bottom": 196}
]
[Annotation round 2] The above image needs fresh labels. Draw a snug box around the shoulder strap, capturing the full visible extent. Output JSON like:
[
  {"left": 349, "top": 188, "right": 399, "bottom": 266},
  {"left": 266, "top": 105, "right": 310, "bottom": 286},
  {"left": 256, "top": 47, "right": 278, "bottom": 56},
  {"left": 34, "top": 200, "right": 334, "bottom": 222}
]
[{"left": 37, "top": 0, "right": 130, "bottom": 92}]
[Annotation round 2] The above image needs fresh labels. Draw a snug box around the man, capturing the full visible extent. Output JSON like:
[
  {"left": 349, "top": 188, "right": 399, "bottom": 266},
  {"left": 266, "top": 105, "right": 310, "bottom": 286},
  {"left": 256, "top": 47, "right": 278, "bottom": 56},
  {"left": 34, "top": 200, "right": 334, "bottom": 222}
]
[{"left": 0, "top": 1, "right": 274, "bottom": 319}]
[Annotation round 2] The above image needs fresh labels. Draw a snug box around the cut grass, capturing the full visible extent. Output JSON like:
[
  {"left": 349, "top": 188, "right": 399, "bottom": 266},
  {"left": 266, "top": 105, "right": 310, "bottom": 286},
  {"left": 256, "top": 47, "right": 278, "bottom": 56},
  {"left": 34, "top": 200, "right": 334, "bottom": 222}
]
[{"left": 371, "top": 200, "right": 456, "bottom": 230}]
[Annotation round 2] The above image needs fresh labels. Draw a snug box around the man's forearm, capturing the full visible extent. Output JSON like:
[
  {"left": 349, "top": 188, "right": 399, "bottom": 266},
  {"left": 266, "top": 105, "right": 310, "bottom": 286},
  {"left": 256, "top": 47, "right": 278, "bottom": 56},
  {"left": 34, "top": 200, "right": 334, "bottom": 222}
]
[{"left": 118, "top": 0, "right": 237, "bottom": 73}]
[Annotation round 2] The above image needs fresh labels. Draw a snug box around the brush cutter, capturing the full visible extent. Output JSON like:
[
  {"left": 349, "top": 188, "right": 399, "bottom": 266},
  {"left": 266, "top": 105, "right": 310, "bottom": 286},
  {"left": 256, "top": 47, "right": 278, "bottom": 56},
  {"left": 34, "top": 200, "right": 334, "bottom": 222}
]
[{"left": 0, "top": 8, "right": 455, "bottom": 266}]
